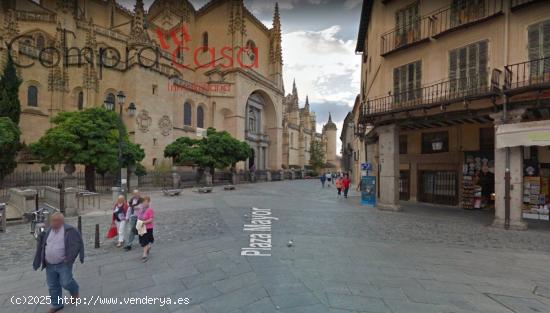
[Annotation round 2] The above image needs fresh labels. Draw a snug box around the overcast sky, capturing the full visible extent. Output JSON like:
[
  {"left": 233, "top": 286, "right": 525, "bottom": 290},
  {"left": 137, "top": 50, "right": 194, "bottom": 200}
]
[{"left": 119, "top": 0, "right": 363, "bottom": 154}]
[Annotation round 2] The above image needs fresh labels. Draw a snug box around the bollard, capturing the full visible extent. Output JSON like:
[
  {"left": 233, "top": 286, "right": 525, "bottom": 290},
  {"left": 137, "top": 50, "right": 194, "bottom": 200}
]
[
  {"left": 77, "top": 216, "right": 82, "bottom": 234},
  {"left": 94, "top": 224, "right": 100, "bottom": 248}
]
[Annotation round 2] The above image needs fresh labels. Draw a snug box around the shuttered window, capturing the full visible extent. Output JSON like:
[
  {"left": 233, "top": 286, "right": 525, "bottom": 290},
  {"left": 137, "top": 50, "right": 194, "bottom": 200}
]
[
  {"left": 393, "top": 61, "right": 422, "bottom": 102},
  {"left": 395, "top": 2, "right": 419, "bottom": 46},
  {"left": 449, "top": 40, "right": 488, "bottom": 92},
  {"left": 527, "top": 20, "right": 550, "bottom": 78},
  {"left": 450, "top": 0, "right": 486, "bottom": 27}
]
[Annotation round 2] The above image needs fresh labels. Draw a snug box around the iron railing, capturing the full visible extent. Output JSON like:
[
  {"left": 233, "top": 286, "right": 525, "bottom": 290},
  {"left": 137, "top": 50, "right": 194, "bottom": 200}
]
[
  {"left": 418, "top": 171, "right": 458, "bottom": 206},
  {"left": 431, "top": 0, "right": 503, "bottom": 38},
  {"left": 504, "top": 56, "right": 550, "bottom": 92},
  {"left": 380, "top": 14, "right": 432, "bottom": 55},
  {"left": 364, "top": 69, "right": 500, "bottom": 117}
]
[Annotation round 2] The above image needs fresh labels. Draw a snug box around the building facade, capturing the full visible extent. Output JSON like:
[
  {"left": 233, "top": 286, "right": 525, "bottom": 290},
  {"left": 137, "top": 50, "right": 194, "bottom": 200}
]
[
  {"left": 350, "top": 0, "right": 550, "bottom": 228},
  {"left": 0, "top": 0, "right": 285, "bottom": 170}
]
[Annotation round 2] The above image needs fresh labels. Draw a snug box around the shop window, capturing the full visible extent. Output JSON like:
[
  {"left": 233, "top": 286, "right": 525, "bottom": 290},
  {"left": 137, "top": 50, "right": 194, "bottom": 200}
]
[
  {"left": 399, "top": 135, "right": 408, "bottom": 154},
  {"left": 393, "top": 60, "right": 421, "bottom": 103},
  {"left": 421, "top": 131, "right": 449, "bottom": 154},
  {"left": 449, "top": 40, "right": 488, "bottom": 92},
  {"left": 27, "top": 86, "right": 38, "bottom": 107},
  {"left": 479, "top": 127, "right": 494, "bottom": 151}
]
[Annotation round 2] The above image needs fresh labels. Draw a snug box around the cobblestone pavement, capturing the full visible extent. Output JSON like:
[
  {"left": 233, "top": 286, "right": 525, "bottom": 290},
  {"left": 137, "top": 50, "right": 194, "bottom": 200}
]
[{"left": 2, "top": 180, "right": 550, "bottom": 313}]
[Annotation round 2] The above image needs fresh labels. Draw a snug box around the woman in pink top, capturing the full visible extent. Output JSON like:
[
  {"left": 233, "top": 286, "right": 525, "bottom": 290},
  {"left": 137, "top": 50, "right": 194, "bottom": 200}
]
[{"left": 138, "top": 196, "right": 154, "bottom": 262}]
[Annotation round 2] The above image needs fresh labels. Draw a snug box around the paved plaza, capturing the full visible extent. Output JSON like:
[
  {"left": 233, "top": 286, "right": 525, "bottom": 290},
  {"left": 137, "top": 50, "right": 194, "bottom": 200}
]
[{"left": 2, "top": 180, "right": 550, "bottom": 312}]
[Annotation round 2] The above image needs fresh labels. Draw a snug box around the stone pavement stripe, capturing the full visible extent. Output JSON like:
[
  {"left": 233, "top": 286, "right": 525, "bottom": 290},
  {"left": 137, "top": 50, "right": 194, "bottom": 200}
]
[
  {"left": 200, "top": 285, "right": 268, "bottom": 313},
  {"left": 269, "top": 291, "right": 320, "bottom": 309},
  {"left": 181, "top": 269, "right": 228, "bottom": 289},
  {"left": 212, "top": 272, "right": 257, "bottom": 294},
  {"left": 486, "top": 293, "right": 550, "bottom": 313},
  {"left": 239, "top": 297, "right": 279, "bottom": 313}
]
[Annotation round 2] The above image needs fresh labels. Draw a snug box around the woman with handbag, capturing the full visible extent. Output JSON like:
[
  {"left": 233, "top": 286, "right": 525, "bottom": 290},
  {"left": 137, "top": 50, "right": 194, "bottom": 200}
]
[
  {"left": 138, "top": 196, "right": 155, "bottom": 262},
  {"left": 112, "top": 195, "right": 128, "bottom": 247}
]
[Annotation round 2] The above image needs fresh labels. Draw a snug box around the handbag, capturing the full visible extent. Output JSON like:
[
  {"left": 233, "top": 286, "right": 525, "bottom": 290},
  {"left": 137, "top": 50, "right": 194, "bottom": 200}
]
[{"left": 106, "top": 223, "right": 118, "bottom": 239}]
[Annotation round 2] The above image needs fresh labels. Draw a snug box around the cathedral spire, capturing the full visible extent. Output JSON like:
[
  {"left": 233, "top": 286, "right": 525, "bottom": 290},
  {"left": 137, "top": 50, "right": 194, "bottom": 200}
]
[
  {"left": 292, "top": 79, "right": 298, "bottom": 97},
  {"left": 304, "top": 95, "right": 310, "bottom": 111},
  {"left": 270, "top": 2, "right": 282, "bottom": 65},
  {"left": 129, "top": 0, "right": 150, "bottom": 46}
]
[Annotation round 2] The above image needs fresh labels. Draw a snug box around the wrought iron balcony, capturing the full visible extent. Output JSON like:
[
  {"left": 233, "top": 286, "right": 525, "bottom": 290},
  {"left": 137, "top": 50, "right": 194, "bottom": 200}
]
[
  {"left": 431, "top": 0, "right": 503, "bottom": 39},
  {"left": 504, "top": 57, "right": 550, "bottom": 95},
  {"left": 380, "top": 15, "right": 432, "bottom": 56},
  {"left": 364, "top": 69, "right": 501, "bottom": 118}
]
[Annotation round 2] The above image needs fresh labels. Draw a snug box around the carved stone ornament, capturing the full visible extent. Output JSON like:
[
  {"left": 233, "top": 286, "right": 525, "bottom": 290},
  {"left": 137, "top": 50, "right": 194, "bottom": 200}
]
[
  {"left": 158, "top": 115, "right": 173, "bottom": 136},
  {"left": 136, "top": 110, "right": 152, "bottom": 133}
]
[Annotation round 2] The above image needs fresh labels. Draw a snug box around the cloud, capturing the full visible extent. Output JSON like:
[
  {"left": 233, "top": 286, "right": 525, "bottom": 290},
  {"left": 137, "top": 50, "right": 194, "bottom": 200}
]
[{"left": 343, "top": 0, "right": 362, "bottom": 10}]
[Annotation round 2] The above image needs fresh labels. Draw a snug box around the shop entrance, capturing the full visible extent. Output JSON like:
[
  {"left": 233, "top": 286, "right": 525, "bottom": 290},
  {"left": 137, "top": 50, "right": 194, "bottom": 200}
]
[
  {"left": 399, "top": 170, "right": 410, "bottom": 201},
  {"left": 418, "top": 171, "right": 458, "bottom": 206}
]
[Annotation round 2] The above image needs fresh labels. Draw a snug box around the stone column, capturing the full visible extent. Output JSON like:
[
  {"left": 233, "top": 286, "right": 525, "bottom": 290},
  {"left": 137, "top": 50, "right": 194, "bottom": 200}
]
[
  {"left": 377, "top": 124, "right": 400, "bottom": 211},
  {"left": 232, "top": 171, "right": 240, "bottom": 185},
  {"left": 491, "top": 109, "right": 527, "bottom": 230}
]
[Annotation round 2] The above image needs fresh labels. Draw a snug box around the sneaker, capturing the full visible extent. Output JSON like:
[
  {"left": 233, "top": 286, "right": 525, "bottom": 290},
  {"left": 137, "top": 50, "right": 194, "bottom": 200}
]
[{"left": 124, "top": 246, "right": 132, "bottom": 251}]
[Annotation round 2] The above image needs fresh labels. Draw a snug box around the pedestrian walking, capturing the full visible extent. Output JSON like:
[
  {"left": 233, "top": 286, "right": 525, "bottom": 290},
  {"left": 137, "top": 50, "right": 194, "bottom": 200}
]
[
  {"left": 342, "top": 174, "right": 351, "bottom": 198},
  {"left": 137, "top": 196, "right": 155, "bottom": 262},
  {"left": 320, "top": 173, "right": 326, "bottom": 188},
  {"left": 33, "top": 212, "right": 84, "bottom": 313},
  {"left": 112, "top": 195, "right": 128, "bottom": 247},
  {"left": 326, "top": 172, "right": 332, "bottom": 186},
  {"left": 335, "top": 176, "right": 343, "bottom": 198},
  {"left": 124, "top": 190, "right": 143, "bottom": 251}
]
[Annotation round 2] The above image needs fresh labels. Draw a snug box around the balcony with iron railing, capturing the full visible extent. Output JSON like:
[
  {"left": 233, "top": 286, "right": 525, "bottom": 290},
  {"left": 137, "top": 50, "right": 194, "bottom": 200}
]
[
  {"left": 431, "top": 0, "right": 503, "bottom": 39},
  {"left": 380, "top": 15, "right": 432, "bottom": 56},
  {"left": 504, "top": 56, "right": 550, "bottom": 95},
  {"left": 511, "top": 0, "right": 545, "bottom": 11},
  {"left": 362, "top": 68, "right": 501, "bottom": 119}
]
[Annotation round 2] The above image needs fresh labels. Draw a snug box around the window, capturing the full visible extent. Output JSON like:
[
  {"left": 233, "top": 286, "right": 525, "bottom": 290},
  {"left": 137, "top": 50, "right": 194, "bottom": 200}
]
[
  {"left": 152, "top": 85, "right": 157, "bottom": 95},
  {"left": 77, "top": 91, "right": 84, "bottom": 110},
  {"left": 527, "top": 20, "right": 550, "bottom": 78},
  {"left": 184, "top": 102, "right": 192, "bottom": 126},
  {"left": 395, "top": 2, "right": 419, "bottom": 47},
  {"left": 399, "top": 135, "right": 408, "bottom": 154},
  {"left": 248, "top": 108, "right": 258, "bottom": 133},
  {"left": 202, "top": 32, "right": 208, "bottom": 52},
  {"left": 197, "top": 106, "right": 204, "bottom": 128},
  {"left": 451, "top": 0, "right": 486, "bottom": 27},
  {"left": 36, "top": 34, "right": 45, "bottom": 50},
  {"left": 479, "top": 127, "right": 494, "bottom": 151},
  {"left": 449, "top": 40, "right": 488, "bottom": 92},
  {"left": 393, "top": 61, "right": 421, "bottom": 102},
  {"left": 27, "top": 86, "right": 38, "bottom": 107},
  {"left": 106, "top": 93, "right": 115, "bottom": 105},
  {"left": 152, "top": 158, "right": 157, "bottom": 166},
  {"left": 245, "top": 40, "right": 257, "bottom": 62},
  {"left": 421, "top": 131, "right": 449, "bottom": 154}
]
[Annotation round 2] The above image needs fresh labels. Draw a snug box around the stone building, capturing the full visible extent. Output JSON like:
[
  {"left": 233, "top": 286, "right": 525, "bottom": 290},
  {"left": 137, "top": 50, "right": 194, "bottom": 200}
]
[
  {"left": 0, "top": 0, "right": 285, "bottom": 171},
  {"left": 350, "top": 0, "right": 550, "bottom": 228}
]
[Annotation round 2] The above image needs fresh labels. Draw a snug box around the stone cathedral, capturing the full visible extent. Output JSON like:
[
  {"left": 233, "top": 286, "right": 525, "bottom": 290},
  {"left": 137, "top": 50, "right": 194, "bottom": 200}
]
[{"left": 0, "top": 0, "right": 336, "bottom": 171}]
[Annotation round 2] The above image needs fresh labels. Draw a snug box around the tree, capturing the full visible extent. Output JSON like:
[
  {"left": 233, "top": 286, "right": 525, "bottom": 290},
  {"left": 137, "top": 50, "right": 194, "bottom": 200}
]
[
  {"left": 0, "top": 117, "right": 20, "bottom": 182},
  {"left": 309, "top": 138, "right": 325, "bottom": 172},
  {"left": 0, "top": 54, "right": 22, "bottom": 125},
  {"left": 30, "top": 107, "right": 145, "bottom": 191},
  {"left": 164, "top": 128, "right": 251, "bottom": 184}
]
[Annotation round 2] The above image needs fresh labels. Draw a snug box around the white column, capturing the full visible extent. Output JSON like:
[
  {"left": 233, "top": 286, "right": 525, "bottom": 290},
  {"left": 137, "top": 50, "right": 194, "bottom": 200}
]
[{"left": 377, "top": 124, "right": 400, "bottom": 211}]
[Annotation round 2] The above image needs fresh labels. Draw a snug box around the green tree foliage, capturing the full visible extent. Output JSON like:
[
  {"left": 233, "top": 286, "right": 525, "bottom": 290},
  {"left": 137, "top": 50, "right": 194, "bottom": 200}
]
[
  {"left": 0, "top": 117, "right": 20, "bottom": 181},
  {"left": 30, "top": 107, "right": 144, "bottom": 191},
  {"left": 165, "top": 127, "right": 251, "bottom": 175},
  {"left": 309, "top": 139, "right": 325, "bottom": 172},
  {"left": 0, "top": 55, "right": 22, "bottom": 124}
]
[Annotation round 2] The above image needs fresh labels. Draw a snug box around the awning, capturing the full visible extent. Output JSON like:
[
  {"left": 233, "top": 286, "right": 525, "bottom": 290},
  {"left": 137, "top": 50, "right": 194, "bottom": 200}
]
[{"left": 496, "top": 120, "right": 550, "bottom": 148}]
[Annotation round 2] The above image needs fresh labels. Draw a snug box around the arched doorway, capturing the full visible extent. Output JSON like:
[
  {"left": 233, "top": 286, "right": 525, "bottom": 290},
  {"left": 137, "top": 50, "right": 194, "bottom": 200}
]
[{"left": 245, "top": 92, "right": 271, "bottom": 170}]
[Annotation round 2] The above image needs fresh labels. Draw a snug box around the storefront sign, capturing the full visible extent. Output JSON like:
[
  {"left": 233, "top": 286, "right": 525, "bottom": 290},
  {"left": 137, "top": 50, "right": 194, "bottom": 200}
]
[
  {"left": 496, "top": 120, "right": 550, "bottom": 148},
  {"left": 241, "top": 207, "right": 278, "bottom": 257},
  {"left": 361, "top": 176, "right": 376, "bottom": 207}
]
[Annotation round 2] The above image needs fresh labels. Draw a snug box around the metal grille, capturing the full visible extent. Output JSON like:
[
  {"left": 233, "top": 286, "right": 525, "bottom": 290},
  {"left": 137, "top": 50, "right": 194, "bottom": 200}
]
[
  {"left": 418, "top": 171, "right": 458, "bottom": 206},
  {"left": 399, "top": 170, "right": 410, "bottom": 201}
]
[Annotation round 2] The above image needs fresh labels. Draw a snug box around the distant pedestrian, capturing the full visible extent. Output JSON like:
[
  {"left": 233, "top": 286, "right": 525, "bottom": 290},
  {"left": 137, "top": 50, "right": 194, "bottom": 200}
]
[
  {"left": 342, "top": 174, "right": 351, "bottom": 198},
  {"left": 137, "top": 196, "right": 155, "bottom": 262},
  {"left": 33, "top": 212, "right": 84, "bottom": 313},
  {"left": 112, "top": 195, "right": 128, "bottom": 248},
  {"left": 326, "top": 172, "right": 332, "bottom": 187},
  {"left": 335, "top": 176, "right": 343, "bottom": 198},
  {"left": 125, "top": 190, "right": 143, "bottom": 251},
  {"left": 320, "top": 174, "right": 326, "bottom": 188}
]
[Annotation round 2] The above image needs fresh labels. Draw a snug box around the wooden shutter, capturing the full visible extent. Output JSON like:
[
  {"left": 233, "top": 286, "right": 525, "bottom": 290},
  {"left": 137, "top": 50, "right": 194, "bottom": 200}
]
[
  {"left": 467, "top": 43, "right": 478, "bottom": 90},
  {"left": 458, "top": 47, "right": 467, "bottom": 90},
  {"left": 394, "top": 67, "right": 401, "bottom": 102},
  {"left": 528, "top": 23, "right": 541, "bottom": 77},
  {"left": 478, "top": 41, "right": 488, "bottom": 87},
  {"left": 415, "top": 61, "right": 422, "bottom": 99},
  {"left": 543, "top": 21, "right": 550, "bottom": 74},
  {"left": 449, "top": 49, "right": 458, "bottom": 91}
]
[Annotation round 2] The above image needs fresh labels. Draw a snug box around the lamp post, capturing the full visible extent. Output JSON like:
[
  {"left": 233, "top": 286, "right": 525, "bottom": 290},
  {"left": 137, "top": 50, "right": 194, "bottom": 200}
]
[{"left": 104, "top": 91, "right": 136, "bottom": 196}]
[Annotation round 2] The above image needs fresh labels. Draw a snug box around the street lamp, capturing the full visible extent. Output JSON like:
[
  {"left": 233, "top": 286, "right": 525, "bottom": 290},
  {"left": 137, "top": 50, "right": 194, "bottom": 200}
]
[{"left": 104, "top": 91, "right": 131, "bottom": 195}]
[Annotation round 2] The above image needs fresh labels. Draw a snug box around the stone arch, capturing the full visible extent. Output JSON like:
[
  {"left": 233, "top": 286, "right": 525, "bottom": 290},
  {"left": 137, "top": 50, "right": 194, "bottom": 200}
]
[{"left": 72, "top": 87, "right": 84, "bottom": 110}]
